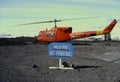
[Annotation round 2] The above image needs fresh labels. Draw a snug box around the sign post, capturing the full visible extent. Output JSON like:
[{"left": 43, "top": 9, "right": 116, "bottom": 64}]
[
  {"left": 59, "top": 58, "right": 62, "bottom": 68},
  {"left": 48, "top": 42, "right": 74, "bottom": 69}
]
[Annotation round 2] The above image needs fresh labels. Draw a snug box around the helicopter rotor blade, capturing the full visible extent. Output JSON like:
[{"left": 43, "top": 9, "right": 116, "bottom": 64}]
[
  {"left": 15, "top": 16, "right": 100, "bottom": 26},
  {"left": 60, "top": 16, "right": 101, "bottom": 21},
  {"left": 15, "top": 19, "right": 62, "bottom": 26},
  {"left": 16, "top": 20, "right": 54, "bottom": 26}
]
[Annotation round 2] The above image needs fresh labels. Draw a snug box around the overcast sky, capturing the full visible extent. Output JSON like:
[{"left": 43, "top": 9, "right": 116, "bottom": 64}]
[{"left": 0, "top": 0, "right": 120, "bottom": 39}]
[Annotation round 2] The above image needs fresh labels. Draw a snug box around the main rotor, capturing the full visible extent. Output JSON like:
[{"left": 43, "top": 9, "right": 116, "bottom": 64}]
[
  {"left": 54, "top": 19, "right": 60, "bottom": 27},
  {"left": 16, "top": 16, "right": 100, "bottom": 27}
]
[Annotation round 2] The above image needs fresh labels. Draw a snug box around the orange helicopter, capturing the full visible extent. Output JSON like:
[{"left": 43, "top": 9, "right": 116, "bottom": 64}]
[{"left": 18, "top": 17, "right": 117, "bottom": 43}]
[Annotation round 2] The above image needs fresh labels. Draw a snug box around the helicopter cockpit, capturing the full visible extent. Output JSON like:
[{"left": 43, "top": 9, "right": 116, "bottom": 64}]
[{"left": 38, "top": 31, "right": 55, "bottom": 37}]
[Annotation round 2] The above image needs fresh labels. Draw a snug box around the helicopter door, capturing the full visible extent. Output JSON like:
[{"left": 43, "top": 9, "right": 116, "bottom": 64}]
[{"left": 46, "top": 32, "right": 55, "bottom": 41}]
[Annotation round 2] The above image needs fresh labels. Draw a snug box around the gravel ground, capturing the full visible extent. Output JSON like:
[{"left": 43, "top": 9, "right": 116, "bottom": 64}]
[{"left": 0, "top": 41, "right": 120, "bottom": 82}]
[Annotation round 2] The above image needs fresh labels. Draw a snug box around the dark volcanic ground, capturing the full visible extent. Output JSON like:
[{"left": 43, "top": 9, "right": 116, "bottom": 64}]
[{"left": 0, "top": 38, "right": 120, "bottom": 82}]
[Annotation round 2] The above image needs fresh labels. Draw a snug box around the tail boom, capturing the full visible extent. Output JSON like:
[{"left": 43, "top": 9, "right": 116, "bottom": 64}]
[{"left": 70, "top": 19, "right": 117, "bottom": 39}]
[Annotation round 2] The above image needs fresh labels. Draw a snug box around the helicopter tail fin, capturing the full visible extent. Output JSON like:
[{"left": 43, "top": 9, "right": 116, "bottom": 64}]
[{"left": 103, "top": 19, "right": 117, "bottom": 34}]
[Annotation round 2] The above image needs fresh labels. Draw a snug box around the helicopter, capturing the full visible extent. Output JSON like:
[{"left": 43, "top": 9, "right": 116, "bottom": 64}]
[{"left": 17, "top": 17, "right": 117, "bottom": 43}]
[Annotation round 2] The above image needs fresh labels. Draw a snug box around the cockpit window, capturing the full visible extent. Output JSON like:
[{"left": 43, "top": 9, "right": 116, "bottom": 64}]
[
  {"left": 50, "top": 33, "right": 55, "bottom": 37},
  {"left": 46, "top": 32, "right": 55, "bottom": 37}
]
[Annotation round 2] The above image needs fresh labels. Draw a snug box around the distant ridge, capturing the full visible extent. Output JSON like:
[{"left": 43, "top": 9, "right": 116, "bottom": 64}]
[{"left": 0, "top": 37, "right": 34, "bottom": 46}]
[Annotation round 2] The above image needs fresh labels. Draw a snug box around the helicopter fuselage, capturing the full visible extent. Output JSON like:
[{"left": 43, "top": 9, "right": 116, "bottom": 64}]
[
  {"left": 35, "top": 19, "right": 117, "bottom": 43},
  {"left": 36, "top": 27, "right": 72, "bottom": 42}
]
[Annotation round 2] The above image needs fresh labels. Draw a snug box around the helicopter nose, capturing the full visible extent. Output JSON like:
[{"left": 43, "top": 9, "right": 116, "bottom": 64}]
[{"left": 36, "top": 36, "right": 43, "bottom": 42}]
